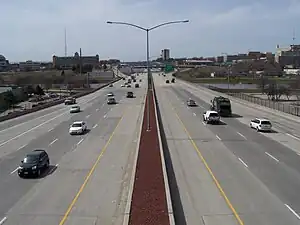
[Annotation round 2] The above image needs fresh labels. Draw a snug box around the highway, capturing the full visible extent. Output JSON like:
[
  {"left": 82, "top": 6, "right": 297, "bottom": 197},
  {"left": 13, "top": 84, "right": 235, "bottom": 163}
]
[
  {"left": 0, "top": 75, "right": 146, "bottom": 225},
  {"left": 153, "top": 73, "right": 300, "bottom": 224}
]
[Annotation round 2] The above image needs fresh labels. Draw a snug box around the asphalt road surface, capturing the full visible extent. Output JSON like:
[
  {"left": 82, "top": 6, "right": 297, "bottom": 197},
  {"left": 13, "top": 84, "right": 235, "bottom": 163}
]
[
  {"left": 0, "top": 75, "right": 146, "bottom": 225},
  {"left": 153, "top": 73, "right": 300, "bottom": 225}
]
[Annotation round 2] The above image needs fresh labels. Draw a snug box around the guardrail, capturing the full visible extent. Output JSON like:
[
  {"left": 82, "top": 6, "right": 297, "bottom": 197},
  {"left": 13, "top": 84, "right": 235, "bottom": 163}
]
[
  {"left": 0, "top": 78, "right": 122, "bottom": 122},
  {"left": 228, "top": 92, "right": 300, "bottom": 117}
]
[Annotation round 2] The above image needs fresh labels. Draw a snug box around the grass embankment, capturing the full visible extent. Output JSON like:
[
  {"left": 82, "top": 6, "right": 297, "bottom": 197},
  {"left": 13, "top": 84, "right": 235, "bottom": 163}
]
[{"left": 182, "top": 77, "right": 293, "bottom": 84}]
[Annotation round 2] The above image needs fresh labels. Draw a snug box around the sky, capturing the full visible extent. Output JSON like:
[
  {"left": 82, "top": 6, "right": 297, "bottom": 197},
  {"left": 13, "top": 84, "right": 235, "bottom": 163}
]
[{"left": 1, "top": 0, "right": 300, "bottom": 62}]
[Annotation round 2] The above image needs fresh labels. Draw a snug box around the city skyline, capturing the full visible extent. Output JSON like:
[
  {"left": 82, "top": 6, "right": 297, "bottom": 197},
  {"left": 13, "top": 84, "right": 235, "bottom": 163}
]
[{"left": 1, "top": 0, "right": 299, "bottom": 62}]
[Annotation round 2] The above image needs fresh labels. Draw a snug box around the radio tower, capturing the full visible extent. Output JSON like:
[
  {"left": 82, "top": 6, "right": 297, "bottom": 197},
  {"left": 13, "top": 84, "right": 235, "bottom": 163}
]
[{"left": 64, "top": 27, "right": 67, "bottom": 57}]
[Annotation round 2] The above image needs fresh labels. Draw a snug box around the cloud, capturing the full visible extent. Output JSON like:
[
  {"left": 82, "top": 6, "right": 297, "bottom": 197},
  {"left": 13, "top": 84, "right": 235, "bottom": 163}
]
[{"left": 0, "top": 0, "right": 299, "bottom": 61}]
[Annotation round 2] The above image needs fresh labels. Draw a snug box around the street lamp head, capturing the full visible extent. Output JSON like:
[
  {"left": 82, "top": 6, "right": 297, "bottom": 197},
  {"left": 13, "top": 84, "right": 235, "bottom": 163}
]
[
  {"left": 182, "top": 20, "right": 189, "bottom": 23},
  {"left": 107, "top": 21, "right": 113, "bottom": 24}
]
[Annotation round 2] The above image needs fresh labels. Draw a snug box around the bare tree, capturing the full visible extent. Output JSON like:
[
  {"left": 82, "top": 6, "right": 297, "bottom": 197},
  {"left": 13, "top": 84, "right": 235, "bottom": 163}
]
[
  {"left": 257, "top": 76, "right": 269, "bottom": 94},
  {"left": 289, "top": 76, "right": 300, "bottom": 101}
]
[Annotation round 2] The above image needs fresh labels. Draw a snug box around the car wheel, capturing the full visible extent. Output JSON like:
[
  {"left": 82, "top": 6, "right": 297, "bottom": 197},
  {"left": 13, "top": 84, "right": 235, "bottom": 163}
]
[
  {"left": 18, "top": 173, "right": 23, "bottom": 178},
  {"left": 37, "top": 169, "right": 41, "bottom": 177},
  {"left": 250, "top": 123, "right": 252, "bottom": 128},
  {"left": 45, "top": 160, "right": 50, "bottom": 168},
  {"left": 256, "top": 127, "right": 259, "bottom": 132}
]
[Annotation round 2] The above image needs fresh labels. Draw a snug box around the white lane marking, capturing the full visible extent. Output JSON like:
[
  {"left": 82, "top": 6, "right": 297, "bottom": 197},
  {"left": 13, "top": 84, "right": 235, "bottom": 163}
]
[
  {"left": 86, "top": 114, "right": 90, "bottom": 118},
  {"left": 10, "top": 167, "right": 19, "bottom": 174},
  {"left": 286, "top": 133, "right": 300, "bottom": 141},
  {"left": 285, "top": 204, "right": 300, "bottom": 219},
  {"left": 96, "top": 108, "right": 99, "bottom": 111},
  {"left": 237, "top": 131, "right": 247, "bottom": 140},
  {"left": 77, "top": 138, "right": 84, "bottom": 145},
  {"left": 216, "top": 135, "right": 221, "bottom": 141},
  {"left": 17, "top": 144, "right": 27, "bottom": 150},
  {"left": 265, "top": 152, "right": 279, "bottom": 162},
  {"left": 0, "top": 217, "right": 7, "bottom": 225},
  {"left": 0, "top": 111, "right": 68, "bottom": 148},
  {"left": 238, "top": 157, "right": 248, "bottom": 168},
  {"left": 48, "top": 128, "right": 54, "bottom": 132},
  {"left": 199, "top": 105, "right": 205, "bottom": 109},
  {"left": 93, "top": 124, "right": 98, "bottom": 129},
  {"left": 49, "top": 138, "right": 58, "bottom": 146},
  {"left": 202, "top": 121, "right": 206, "bottom": 126},
  {"left": 104, "top": 114, "right": 107, "bottom": 118},
  {"left": 297, "top": 152, "right": 300, "bottom": 156},
  {"left": 193, "top": 113, "right": 196, "bottom": 116}
]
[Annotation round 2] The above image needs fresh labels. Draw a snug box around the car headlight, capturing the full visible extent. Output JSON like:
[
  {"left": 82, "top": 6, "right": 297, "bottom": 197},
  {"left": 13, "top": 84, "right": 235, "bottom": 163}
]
[{"left": 32, "top": 165, "right": 37, "bottom": 170}]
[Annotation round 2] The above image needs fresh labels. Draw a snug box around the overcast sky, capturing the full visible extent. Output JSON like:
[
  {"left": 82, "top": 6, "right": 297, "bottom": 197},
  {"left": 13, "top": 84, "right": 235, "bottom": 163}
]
[{"left": 1, "top": 0, "right": 299, "bottom": 62}]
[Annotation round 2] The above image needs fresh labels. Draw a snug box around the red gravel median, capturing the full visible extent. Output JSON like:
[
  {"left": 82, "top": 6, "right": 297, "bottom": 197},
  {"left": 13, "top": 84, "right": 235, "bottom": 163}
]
[{"left": 128, "top": 90, "right": 170, "bottom": 225}]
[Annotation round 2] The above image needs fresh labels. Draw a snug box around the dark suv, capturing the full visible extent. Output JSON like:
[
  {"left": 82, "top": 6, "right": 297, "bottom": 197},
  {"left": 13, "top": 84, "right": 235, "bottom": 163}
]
[
  {"left": 127, "top": 91, "right": 134, "bottom": 98},
  {"left": 18, "top": 150, "right": 50, "bottom": 178}
]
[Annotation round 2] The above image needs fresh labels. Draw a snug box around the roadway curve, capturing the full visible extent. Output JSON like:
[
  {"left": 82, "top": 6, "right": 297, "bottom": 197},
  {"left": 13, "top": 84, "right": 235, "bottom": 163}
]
[
  {"left": 0, "top": 75, "right": 146, "bottom": 225},
  {"left": 153, "top": 73, "right": 300, "bottom": 225}
]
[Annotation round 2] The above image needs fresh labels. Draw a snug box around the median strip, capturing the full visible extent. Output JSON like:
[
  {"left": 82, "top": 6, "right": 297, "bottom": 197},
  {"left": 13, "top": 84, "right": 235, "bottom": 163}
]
[{"left": 128, "top": 90, "right": 170, "bottom": 225}]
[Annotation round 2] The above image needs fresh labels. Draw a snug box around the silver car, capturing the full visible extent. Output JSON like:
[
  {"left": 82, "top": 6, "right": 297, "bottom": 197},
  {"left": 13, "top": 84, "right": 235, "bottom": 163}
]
[{"left": 70, "top": 105, "right": 80, "bottom": 113}]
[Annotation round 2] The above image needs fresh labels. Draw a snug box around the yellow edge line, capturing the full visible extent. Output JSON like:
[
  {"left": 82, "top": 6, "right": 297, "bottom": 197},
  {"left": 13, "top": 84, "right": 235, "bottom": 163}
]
[
  {"left": 59, "top": 109, "right": 126, "bottom": 225},
  {"left": 171, "top": 106, "right": 244, "bottom": 225}
]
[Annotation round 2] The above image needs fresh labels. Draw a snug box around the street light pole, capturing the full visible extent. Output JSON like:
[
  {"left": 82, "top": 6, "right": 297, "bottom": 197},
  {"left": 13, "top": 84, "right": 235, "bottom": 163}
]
[
  {"left": 221, "top": 52, "right": 230, "bottom": 93},
  {"left": 107, "top": 20, "right": 189, "bottom": 131}
]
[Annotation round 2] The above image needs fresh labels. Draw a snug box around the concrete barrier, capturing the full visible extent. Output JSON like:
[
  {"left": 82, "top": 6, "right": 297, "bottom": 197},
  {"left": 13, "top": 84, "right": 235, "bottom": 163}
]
[{"left": 0, "top": 78, "right": 121, "bottom": 122}]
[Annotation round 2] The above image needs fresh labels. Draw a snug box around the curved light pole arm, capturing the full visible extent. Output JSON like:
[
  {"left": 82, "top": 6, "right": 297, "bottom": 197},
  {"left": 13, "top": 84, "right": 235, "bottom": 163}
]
[
  {"left": 106, "top": 21, "right": 147, "bottom": 31},
  {"left": 149, "top": 20, "right": 189, "bottom": 31}
]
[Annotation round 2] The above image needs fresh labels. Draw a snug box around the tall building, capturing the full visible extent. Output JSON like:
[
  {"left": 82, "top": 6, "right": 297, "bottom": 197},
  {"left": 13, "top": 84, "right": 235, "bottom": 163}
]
[
  {"left": 161, "top": 49, "right": 170, "bottom": 61},
  {"left": 275, "top": 44, "right": 300, "bottom": 68},
  {"left": 52, "top": 52, "right": 99, "bottom": 69}
]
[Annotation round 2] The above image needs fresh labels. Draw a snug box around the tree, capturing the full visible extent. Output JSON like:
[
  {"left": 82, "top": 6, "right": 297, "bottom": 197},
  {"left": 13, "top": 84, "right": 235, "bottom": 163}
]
[
  {"left": 43, "top": 77, "right": 53, "bottom": 91},
  {"left": 257, "top": 76, "right": 269, "bottom": 94},
  {"left": 25, "top": 85, "right": 35, "bottom": 95},
  {"left": 289, "top": 76, "right": 300, "bottom": 101},
  {"left": 3, "top": 91, "right": 17, "bottom": 109},
  {"left": 35, "top": 85, "right": 45, "bottom": 96},
  {"left": 103, "top": 64, "right": 107, "bottom": 70}
]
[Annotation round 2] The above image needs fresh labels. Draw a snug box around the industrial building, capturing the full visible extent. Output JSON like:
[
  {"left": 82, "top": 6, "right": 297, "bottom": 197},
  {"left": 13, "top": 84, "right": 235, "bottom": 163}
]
[
  {"left": 275, "top": 44, "right": 300, "bottom": 68},
  {"left": 52, "top": 52, "right": 99, "bottom": 69},
  {"left": 161, "top": 49, "right": 170, "bottom": 61}
]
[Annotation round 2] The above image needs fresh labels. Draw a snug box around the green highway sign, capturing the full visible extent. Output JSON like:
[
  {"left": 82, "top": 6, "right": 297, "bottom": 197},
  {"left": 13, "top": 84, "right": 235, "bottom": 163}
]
[{"left": 164, "top": 64, "right": 174, "bottom": 73}]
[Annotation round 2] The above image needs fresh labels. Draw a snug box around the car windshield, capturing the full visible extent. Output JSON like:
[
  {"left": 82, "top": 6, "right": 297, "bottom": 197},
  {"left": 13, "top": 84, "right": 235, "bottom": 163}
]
[
  {"left": 261, "top": 121, "right": 271, "bottom": 125},
  {"left": 72, "top": 123, "right": 82, "bottom": 127},
  {"left": 72, "top": 106, "right": 79, "bottom": 108},
  {"left": 210, "top": 113, "right": 219, "bottom": 117},
  {"left": 189, "top": 100, "right": 195, "bottom": 103},
  {"left": 23, "top": 155, "right": 39, "bottom": 163}
]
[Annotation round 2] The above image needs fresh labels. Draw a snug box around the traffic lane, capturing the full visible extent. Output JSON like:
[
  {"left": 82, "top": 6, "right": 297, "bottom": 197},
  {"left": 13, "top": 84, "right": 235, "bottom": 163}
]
[
  {"left": 177, "top": 78, "right": 300, "bottom": 137},
  {"left": 63, "top": 97, "right": 145, "bottom": 225},
  {"left": 0, "top": 101, "right": 112, "bottom": 178},
  {"left": 174, "top": 86, "right": 300, "bottom": 176},
  {"left": 163, "top": 89, "right": 300, "bottom": 225},
  {"left": 0, "top": 88, "right": 127, "bottom": 156},
  {"left": 0, "top": 103, "right": 114, "bottom": 216},
  {"left": 2, "top": 89, "right": 145, "bottom": 225},
  {"left": 154, "top": 86, "right": 238, "bottom": 225},
  {"left": 0, "top": 79, "right": 123, "bottom": 134}
]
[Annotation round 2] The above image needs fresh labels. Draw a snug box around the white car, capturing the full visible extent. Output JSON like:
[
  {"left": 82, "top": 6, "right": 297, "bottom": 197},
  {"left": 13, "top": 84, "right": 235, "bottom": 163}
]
[
  {"left": 121, "top": 84, "right": 125, "bottom": 87},
  {"left": 107, "top": 92, "right": 114, "bottom": 97},
  {"left": 69, "top": 121, "right": 87, "bottom": 135},
  {"left": 203, "top": 110, "right": 220, "bottom": 124},
  {"left": 70, "top": 105, "right": 80, "bottom": 113},
  {"left": 250, "top": 118, "right": 272, "bottom": 132}
]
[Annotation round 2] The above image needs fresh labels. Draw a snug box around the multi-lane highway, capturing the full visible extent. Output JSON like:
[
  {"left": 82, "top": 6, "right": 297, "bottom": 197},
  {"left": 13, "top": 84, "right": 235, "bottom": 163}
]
[
  {"left": 154, "top": 73, "right": 300, "bottom": 224},
  {"left": 0, "top": 76, "right": 147, "bottom": 225}
]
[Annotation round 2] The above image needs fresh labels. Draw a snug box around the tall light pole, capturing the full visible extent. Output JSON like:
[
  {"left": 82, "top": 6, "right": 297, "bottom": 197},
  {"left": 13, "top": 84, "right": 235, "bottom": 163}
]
[
  {"left": 107, "top": 20, "right": 189, "bottom": 131},
  {"left": 221, "top": 52, "right": 230, "bottom": 93}
]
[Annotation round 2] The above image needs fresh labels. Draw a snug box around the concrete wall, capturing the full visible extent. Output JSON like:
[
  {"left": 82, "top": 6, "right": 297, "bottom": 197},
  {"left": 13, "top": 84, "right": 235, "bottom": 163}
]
[{"left": 89, "top": 71, "right": 114, "bottom": 79}]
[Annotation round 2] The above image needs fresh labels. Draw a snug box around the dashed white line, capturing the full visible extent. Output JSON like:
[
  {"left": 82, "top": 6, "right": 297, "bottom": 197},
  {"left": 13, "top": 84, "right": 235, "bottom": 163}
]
[
  {"left": 96, "top": 108, "right": 99, "bottom": 111},
  {"left": 86, "top": 114, "right": 90, "bottom": 118},
  {"left": 199, "top": 105, "right": 205, "bottom": 109},
  {"left": 202, "top": 121, "right": 206, "bottom": 126},
  {"left": 0, "top": 217, "right": 7, "bottom": 225},
  {"left": 238, "top": 157, "right": 248, "bottom": 168},
  {"left": 104, "top": 114, "right": 107, "bottom": 118},
  {"left": 237, "top": 131, "right": 247, "bottom": 139},
  {"left": 17, "top": 144, "right": 27, "bottom": 150},
  {"left": 193, "top": 113, "right": 196, "bottom": 116},
  {"left": 265, "top": 152, "right": 279, "bottom": 162},
  {"left": 285, "top": 204, "right": 300, "bottom": 219},
  {"left": 48, "top": 128, "right": 54, "bottom": 132},
  {"left": 77, "top": 138, "right": 84, "bottom": 145},
  {"left": 286, "top": 133, "right": 300, "bottom": 141},
  {"left": 216, "top": 135, "right": 221, "bottom": 141},
  {"left": 10, "top": 167, "right": 19, "bottom": 174},
  {"left": 49, "top": 138, "right": 58, "bottom": 146},
  {"left": 93, "top": 124, "right": 98, "bottom": 129}
]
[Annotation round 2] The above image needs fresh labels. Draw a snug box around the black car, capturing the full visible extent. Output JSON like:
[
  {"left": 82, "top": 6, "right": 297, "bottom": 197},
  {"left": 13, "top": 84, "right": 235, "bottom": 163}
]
[
  {"left": 135, "top": 83, "right": 139, "bottom": 88},
  {"left": 127, "top": 91, "right": 134, "bottom": 98},
  {"left": 18, "top": 150, "right": 50, "bottom": 178},
  {"left": 166, "top": 80, "right": 170, "bottom": 83},
  {"left": 171, "top": 78, "right": 175, "bottom": 83}
]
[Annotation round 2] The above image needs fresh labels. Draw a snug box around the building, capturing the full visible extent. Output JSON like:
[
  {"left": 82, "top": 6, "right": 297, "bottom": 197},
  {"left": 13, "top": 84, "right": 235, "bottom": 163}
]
[
  {"left": 19, "top": 61, "right": 42, "bottom": 71},
  {"left": 161, "top": 49, "right": 170, "bottom": 61},
  {"left": 275, "top": 44, "right": 300, "bottom": 68},
  {"left": 52, "top": 52, "right": 99, "bottom": 69},
  {"left": 0, "top": 55, "right": 9, "bottom": 72}
]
